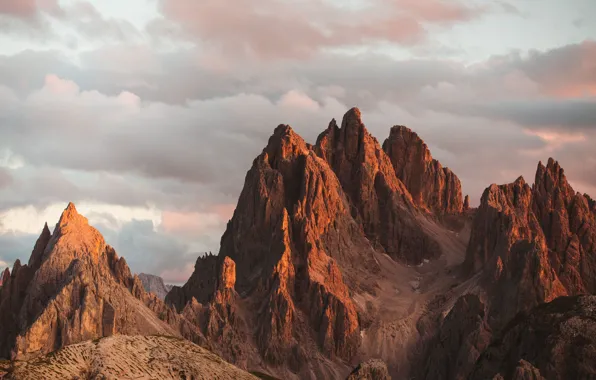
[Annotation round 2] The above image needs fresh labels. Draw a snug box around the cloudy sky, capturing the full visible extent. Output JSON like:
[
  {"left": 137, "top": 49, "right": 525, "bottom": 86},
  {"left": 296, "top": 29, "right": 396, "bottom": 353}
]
[{"left": 0, "top": 0, "right": 594, "bottom": 283}]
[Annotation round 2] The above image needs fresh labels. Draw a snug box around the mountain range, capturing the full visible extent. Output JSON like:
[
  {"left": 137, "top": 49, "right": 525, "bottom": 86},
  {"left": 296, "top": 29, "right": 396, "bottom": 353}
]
[{"left": 1, "top": 108, "right": 595, "bottom": 380}]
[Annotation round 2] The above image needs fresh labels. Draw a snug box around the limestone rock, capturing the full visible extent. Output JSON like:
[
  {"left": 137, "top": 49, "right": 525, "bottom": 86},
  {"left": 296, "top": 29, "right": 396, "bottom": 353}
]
[
  {"left": 138, "top": 273, "right": 171, "bottom": 300},
  {"left": 469, "top": 295, "right": 596, "bottom": 380},
  {"left": 418, "top": 294, "right": 492, "bottom": 380},
  {"left": 428, "top": 158, "right": 596, "bottom": 380},
  {"left": 315, "top": 108, "right": 441, "bottom": 264},
  {"left": 166, "top": 253, "right": 218, "bottom": 312},
  {"left": 0, "top": 203, "right": 179, "bottom": 360},
  {"left": 347, "top": 359, "right": 391, "bottom": 380},
  {"left": 0, "top": 268, "right": 8, "bottom": 288},
  {"left": 382, "top": 125, "right": 464, "bottom": 215}
]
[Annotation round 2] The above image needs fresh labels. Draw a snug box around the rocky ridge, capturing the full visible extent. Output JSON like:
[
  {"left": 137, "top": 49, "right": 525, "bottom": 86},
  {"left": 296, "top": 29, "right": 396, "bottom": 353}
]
[
  {"left": 382, "top": 125, "right": 464, "bottom": 215},
  {"left": 0, "top": 203, "right": 191, "bottom": 360},
  {"left": 167, "top": 108, "right": 470, "bottom": 379},
  {"left": 2, "top": 108, "right": 592, "bottom": 380},
  {"left": 138, "top": 273, "right": 173, "bottom": 300},
  {"left": 469, "top": 295, "right": 596, "bottom": 380},
  {"left": 419, "top": 157, "right": 596, "bottom": 380}
]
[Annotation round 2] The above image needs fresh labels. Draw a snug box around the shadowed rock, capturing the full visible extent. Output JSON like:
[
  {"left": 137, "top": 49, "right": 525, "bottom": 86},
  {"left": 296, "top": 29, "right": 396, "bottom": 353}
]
[
  {"left": 347, "top": 359, "right": 391, "bottom": 380},
  {"left": 469, "top": 295, "right": 596, "bottom": 380}
]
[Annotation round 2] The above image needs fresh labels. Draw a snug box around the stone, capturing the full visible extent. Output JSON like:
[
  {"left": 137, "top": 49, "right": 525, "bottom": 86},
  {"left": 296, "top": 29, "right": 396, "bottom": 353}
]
[
  {"left": 0, "top": 203, "right": 181, "bottom": 360},
  {"left": 315, "top": 108, "right": 441, "bottom": 264},
  {"left": 469, "top": 295, "right": 596, "bottom": 380},
  {"left": 347, "top": 359, "right": 391, "bottom": 380},
  {"left": 382, "top": 125, "right": 464, "bottom": 214},
  {"left": 138, "top": 273, "right": 172, "bottom": 300}
]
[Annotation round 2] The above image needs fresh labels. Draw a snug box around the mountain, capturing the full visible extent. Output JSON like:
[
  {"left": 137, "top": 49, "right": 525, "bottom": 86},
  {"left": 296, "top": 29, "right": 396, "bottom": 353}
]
[
  {"left": 382, "top": 125, "right": 464, "bottom": 215},
  {"left": 417, "top": 158, "right": 596, "bottom": 380},
  {"left": 0, "top": 203, "right": 196, "bottom": 360},
  {"left": 138, "top": 273, "right": 172, "bottom": 300},
  {"left": 0, "top": 268, "right": 8, "bottom": 288},
  {"left": 2, "top": 107, "right": 594, "bottom": 379},
  {"left": 469, "top": 295, "right": 596, "bottom": 380},
  {"left": 167, "top": 108, "right": 470, "bottom": 379},
  {"left": 3, "top": 335, "right": 258, "bottom": 379}
]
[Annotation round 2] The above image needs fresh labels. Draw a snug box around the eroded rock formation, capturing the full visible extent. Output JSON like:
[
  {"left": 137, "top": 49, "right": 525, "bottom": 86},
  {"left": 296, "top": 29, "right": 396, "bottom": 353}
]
[
  {"left": 382, "top": 125, "right": 463, "bottom": 215},
  {"left": 469, "top": 295, "right": 596, "bottom": 380},
  {"left": 138, "top": 273, "right": 172, "bottom": 300},
  {"left": 347, "top": 359, "right": 391, "bottom": 380},
  {"left": 421, "top": 158, "right": 596, "bottom": 380},
  {"left": 315, "top": 108, "right": 441, "bottom": 264},
  {"left": 0, "top": 203, "right": 179, "bottom": 360}
]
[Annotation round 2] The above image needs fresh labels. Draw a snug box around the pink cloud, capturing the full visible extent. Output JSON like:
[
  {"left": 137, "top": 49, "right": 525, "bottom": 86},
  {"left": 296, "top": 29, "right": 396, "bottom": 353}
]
[
  {"left": 160, "top": 204, "right": 235, "bottom": 236},
  {"left": 522, "top": 40, "right": 596, "bottom": 98},
  {"left": 158, "top": 0, "right": 482, "bottom": 59},
  {"left": 0, "top": 0, "right": 61, "bottom": 21},
  {"left": 160, "top": 261, "right": 194, "bottom": 284}
]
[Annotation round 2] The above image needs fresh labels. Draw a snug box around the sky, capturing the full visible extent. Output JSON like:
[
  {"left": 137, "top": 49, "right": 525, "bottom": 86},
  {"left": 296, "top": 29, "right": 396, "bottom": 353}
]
[{"left": 0, "top": 0, "right": 595, "bottom": 284}]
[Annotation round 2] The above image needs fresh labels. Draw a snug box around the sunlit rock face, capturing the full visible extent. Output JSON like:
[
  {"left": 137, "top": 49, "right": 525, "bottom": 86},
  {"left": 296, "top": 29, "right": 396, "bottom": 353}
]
[
  {"left": 382, "top": 125, "right": 464, "bottom": 215},
  {"left": 0, "top": 203, "right": 179, "bottom": 360}
]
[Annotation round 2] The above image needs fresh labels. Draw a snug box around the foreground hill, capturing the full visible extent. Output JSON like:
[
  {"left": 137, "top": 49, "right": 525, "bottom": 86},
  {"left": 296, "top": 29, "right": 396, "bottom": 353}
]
[{"left": 2, "top": 335, "right": 257, "bottom": 380}]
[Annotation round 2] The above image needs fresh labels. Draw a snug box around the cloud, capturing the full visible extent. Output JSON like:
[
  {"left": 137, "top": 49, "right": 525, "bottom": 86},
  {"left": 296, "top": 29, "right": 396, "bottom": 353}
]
[
  {"left": 0, "top": 0, "right": 595, "bottom": 281},
  {"left": 0, "top": 0, "right": 61, "bottom": 21},
  {"left": 156, "top": 0, "right": 483, "bottom": 60}
]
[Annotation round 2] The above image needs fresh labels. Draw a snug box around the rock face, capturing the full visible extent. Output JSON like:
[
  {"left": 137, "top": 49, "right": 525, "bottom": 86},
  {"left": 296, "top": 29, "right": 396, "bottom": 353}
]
[
  {"left": 315, "top": 108, "right": 441, "bottom": 264},
  {"left": 166, "top": 108, "right": 472, "bottom": 378},
  {"left": 469, "top": 295, "right": 596, "bottom": 380},
  {"left": 418, "top": 294, "right": 492, "bottom": 380},
  {"left": 464, "top": 159, "right": 596, "bottom": 323},
  {"left": 0, "top": 203, "right": 179, "bottom": 360},
  {"left": 138, "top": 273, "right": 171, "bottom": 300},
  {"left": 421, "top": 158, "right": 596, "bottom": 380},
  {"left": 347, "top": 359, "right": 391, "bottom": 380},
  {"left": 5, "top": 335, "right": 258, "bottom": 380},
  {"left": 166, "top": 253, "right": 218, "bottom": 311},
  {"left": 382, "top": 125, "right": 463, "bottom": 215},
  {"left": 0, "top": 268, "right": 8, "bottom": 287},
  {"left": 217, "top": 123, "right": 368, "bottom": 370}
]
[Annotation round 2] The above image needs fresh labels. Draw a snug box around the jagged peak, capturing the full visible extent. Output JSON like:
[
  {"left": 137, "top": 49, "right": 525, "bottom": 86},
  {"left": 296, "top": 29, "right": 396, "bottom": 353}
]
[
  {"left": 27, "top": 222, "right": 53, "bottom": 268},
  {"left": 263, "top": 124, "right": 309, "bottom": 166},
  {"left": 514, "top": 176, "right": 526, "bottom": 186},
  {"left": 534, "top": 157, "right": 573, "bottom": 196},
  {"left": 342, "top": 107, "right": 362, "bottom": 126},
  {"left": 57, "top": 202, "right": 88, "bottom": 228},
  {"left": 0, "top": 267, "right": 9, "bottom": 286},
  {"left": 12, "top": 259, "right": 22, "bottom": 273}
]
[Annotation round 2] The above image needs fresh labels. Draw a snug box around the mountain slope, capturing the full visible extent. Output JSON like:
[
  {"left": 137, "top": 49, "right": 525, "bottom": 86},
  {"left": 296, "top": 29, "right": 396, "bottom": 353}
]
[
  {"left": 418, "top": 158, "right": 596, "bottom": 380},
  {"left": 4, "top": 335, "right": 258, "bottom": 380},
  {"left": 167, "top": 108, "right": 470, "bottom": 379},
  {"left": 470, "top": 295, "right": 596, "bottom": 380},
  {"left": 0, "top": 204, "right": 181, "bottom": 360}
]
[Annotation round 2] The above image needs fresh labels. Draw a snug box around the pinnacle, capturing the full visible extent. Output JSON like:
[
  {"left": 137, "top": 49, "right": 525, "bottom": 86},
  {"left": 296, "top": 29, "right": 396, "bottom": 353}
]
[
  {"left": 58, "top": 202, "right": 82, "bottom": 227},
  {"left": 341, "top": 107, "right": 363, "bottom": 128}
]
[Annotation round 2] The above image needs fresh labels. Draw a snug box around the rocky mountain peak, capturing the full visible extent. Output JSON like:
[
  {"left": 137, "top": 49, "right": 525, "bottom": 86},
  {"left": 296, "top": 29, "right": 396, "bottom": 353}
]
[
  {"left": 0, "top": 268, "right": 9, "bottom": 287},
  {"left": 264, "top": 124, "right": 309, "bottom": 167},
  {"left": 315, "top": 108, "right": 441, "bottom": 264},
  {"left": 0, "top": 203, "right": 179, "bottom": 360},
  {"left": 382, "top": 124, "right": 464, "bottom": 214}
]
